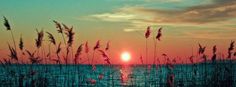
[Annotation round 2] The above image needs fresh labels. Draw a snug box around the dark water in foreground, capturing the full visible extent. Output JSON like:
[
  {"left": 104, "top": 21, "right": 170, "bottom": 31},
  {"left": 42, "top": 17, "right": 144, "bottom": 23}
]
[{"left": 0, "top": 62, "right": 236, "bottom": 87}]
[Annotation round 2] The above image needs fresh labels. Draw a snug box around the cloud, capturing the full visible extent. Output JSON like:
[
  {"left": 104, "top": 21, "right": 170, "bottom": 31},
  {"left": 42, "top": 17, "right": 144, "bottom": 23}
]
[
  {"left": 91, "top": 13, "right": 136, "bottom": 22},
  {"left": 86, "top": 0, "right": 236, "bottom": 39},
  {"left": 91, "top": 0, "right": 236, "bottom": 24}
]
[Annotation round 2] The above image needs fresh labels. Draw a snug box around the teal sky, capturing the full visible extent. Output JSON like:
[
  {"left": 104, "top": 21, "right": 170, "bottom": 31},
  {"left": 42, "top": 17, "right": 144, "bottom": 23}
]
[{"left": 1, "top": 0, "right": 236, "bottom": 64}]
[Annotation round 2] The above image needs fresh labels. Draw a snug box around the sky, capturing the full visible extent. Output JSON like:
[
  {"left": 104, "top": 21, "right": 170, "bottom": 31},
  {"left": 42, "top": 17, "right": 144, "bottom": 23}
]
[{"left": 0, "top": 0, "right": 236, "bottom": 64}]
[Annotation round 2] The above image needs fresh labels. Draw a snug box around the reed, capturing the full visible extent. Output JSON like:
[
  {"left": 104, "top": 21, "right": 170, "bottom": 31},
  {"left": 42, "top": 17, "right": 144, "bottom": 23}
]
[
  {"left": 144, "top": 26, "right": 151, "bottom": 86},
  {"left": 3, "top": 16, "right": 17, "bottom": 51}
]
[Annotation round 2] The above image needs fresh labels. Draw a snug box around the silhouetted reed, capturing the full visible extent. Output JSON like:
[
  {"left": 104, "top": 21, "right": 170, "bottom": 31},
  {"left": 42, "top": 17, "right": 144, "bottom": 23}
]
[
  {"left": 74, "top": 44, "right": 83, "bottom": 64},
  {"left": 7, "top": 43, "right": 18, "bottom": 61}
]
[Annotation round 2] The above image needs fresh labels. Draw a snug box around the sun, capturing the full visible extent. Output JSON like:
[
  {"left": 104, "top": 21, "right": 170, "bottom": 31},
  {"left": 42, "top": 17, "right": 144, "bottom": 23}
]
[{"left": 121, "top": 52, "right": 131, "bottom": 62}]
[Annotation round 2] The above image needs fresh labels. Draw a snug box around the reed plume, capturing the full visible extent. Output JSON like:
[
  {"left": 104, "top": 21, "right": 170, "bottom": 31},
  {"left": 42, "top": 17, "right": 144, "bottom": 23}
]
[
  {"left": 35, "top": 29, "right": 44, "bottom": 48},
  {"left": 64, "top": 24, "right": 74, "bottom": 64},
  {"left": 3, "top": 16, "right": 17, "bottom": 51},
  {"left": 85, "top": 41, "right": 90, "bottom": 64},
  {"left": 74, "top": 44, "right": 83, "bottom": 64},
  {"left": 198, "top": 44, "right": 206, "bottom": 55},
  {"left": 227, "top": 41, "right": 234, "bottom": 59},
  {"left": 85, "top": 41, "right": 89, "bottom": 53},
  {"left": 156, "top": 27, "right": 162, "bottom": 41},
  {"left": 98, "top": 50, "right": 111, "bottom": 64},
  {"left": 46, "top": 32, "right": 56, "bottom": 45},
  {"left": 212, "top": 45, "right": 217, "bottom": 61},
  {"left": 64, "top": 25, "right": 74, "bottom": 47},
  {"left": 53, "top": 20, "right": 66, "bottom": 45},
  {"left": 3, "top": 16, "right": 11, "bottom": 30},
  {"left": 19, "top": 35, "right": 24, "bottom": 51},
  {"left": 105, "top": 41, "right": 110, "bottom": 51},
  {"left": 53, "top": 20, "right": 63, "bottom": 33},
  {"left": 145, "top": 26, "right": 151, "bottom": 38},
  {"left": 94, "top": 40, "right": 100, "bottom": 50}
]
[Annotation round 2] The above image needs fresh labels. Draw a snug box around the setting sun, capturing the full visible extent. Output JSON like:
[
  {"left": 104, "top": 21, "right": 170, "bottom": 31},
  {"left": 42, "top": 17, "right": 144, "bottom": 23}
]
[{"left": 121, "top": 52, "right": 131, "bottom": 62}]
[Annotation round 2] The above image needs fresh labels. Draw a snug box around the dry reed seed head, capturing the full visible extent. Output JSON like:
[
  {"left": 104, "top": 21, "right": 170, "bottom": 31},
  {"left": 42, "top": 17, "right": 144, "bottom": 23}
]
[
  {"left": 213, "top": 45, "right": 217, "bottom": 54},
  {"left": 19, "top": 35, "right": 24, "bottom": 50},
  {"left": 62, "top": 23, "right": 70, "bottom": 31},
  {"left": 94, "top": 40, "right": 100, "bottom": 50},
  {"left": 145, "top": 26, "right": 151, "bottom": 38},
  {"left": 234, "top": 52, "right": 236, "bottom": 56},
  {"left": 53, "top": 20, "right": 63, "bottom": 33},
  {"left": 98, "top": 50, "right": 109, "bottom": 58},
  {"left": 65, "top": 27, "right": 74, "bottom": 47},
  {"left": 162, "top": 53, "right": 167, "bottom": 57},
  {"left": 198, "top": 44, "right": 206, "bottom": 55},
  {"left": 98, "top": 49, "right": 111, "bottom": 64},
  {"left": 46, "top": 32, "right": 56, "bottom": 45},
  {"left": 228, "top": 41, "right": 235, "bottom": 51},
  {"left": 35, "top": 29, "right": 44, "bottom": 48},
  {"left": 85, "top": 41, "right": 89, "bottom": 53},
  {"left": 3, "top": 16, "right": 11, "bottom": 30},
  {"left": 56, "top": 42, "right": 62, "bottom": 54},
  {"left": 105, "top": 41, "right": 110, "bottom": 51},
  {"left": 156, "top": 27, "right": 162, "bottom": 41},
  {"left": 75, "top": 44, "right": 83, "bottom": 62}
]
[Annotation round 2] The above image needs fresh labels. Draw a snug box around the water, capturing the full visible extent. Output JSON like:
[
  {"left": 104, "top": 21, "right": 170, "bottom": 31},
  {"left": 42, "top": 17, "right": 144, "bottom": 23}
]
[{"left": 0, "top": 61, "right": 235, "bottom": 87}]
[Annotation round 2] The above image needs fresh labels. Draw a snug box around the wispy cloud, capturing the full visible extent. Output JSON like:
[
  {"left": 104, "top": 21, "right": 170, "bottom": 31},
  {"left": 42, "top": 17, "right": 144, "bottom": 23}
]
[
  {"left": 91, "top": 13, "right": 136, "bottom": 22},
  {"left": 90, "top": 0, "right": 236, "bottom": 24},
  {"left": 85, "top": 0, "right": 236, "bottom": 39}
]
